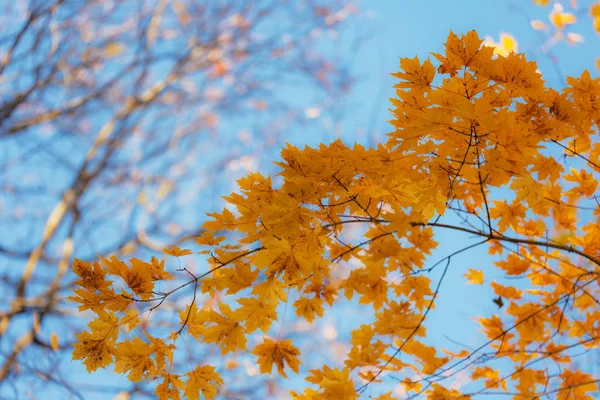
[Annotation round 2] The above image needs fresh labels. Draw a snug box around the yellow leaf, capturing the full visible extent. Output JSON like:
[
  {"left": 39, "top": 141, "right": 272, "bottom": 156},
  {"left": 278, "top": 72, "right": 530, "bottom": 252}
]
[
  {"left": 234, "top": 297, "right": 277, "bottom": 333},
  {"left": 195, "top": 303, "right": 247, "bottom": 354},
  {"left": 252, "top": 339, "right": 301, "bottom": 378},
  {"left": 194, "top": 231, "right": 226, "bottom": 246},
  {"left": 491, "top": 281, "right": 522, "bottom": 299},
  {"left": 114, "top": 337, "right": 154, "bottom": 382},
  {"left": 483, "top": 33, "right": 518, "bottom": 57},
  {"left": 163, "top": 245, "right": 193, "bottom": 257},
  {"left": 155, "top": 373, "right": 185, "bottom": 400},
  {"left": 184, "top": 365, "right": 224, "bottom": 400},
  {"left": 293, "top": 297, "right": 325, "bottom": 323},
  {"left": 549, "top": 4, "right": 577, "bottom": 29},
  {"left": 105, "top": 42, "right": 125, "bottom": 58},
  {"left": 464, "top": 268, "right": 484, "bottom": 284},
  {"left": 50, "top": 333, "right": 59, "bottom": 351}
]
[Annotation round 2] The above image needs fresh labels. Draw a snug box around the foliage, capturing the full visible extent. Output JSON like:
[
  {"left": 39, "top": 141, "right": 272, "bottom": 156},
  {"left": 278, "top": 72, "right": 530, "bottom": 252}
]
[{"left": 71, "top": 30, "right": 600, "bottom": 398}]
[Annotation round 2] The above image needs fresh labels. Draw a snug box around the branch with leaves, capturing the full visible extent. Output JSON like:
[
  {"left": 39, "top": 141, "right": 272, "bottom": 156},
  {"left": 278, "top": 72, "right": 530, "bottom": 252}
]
[{"left": 70, "top": 30, "right": 600, "bottom": 399}]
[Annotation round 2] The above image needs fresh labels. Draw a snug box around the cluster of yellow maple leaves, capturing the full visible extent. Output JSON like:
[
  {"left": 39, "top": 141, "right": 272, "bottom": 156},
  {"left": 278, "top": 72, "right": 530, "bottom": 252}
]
[{"left": 70, "top": 30, "right": 600, "bottom": 399}]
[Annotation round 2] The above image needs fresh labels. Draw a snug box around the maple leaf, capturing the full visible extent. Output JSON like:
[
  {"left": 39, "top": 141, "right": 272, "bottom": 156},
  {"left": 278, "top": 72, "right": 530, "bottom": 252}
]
[
  {"left": 148, "top": 257, "right": 175, "bottom": 281},
  {"left": 222, "top": 262, "right": 259, "bottom": 294},
  {"left": 293, "top": 297, "right": 325, "bottom": 323},
  {"left": 252, "top": 338, "right": 301, "bottom": 378},
  {"left": 124, "top": 258, "right": 155, "bottom": 300},
  {"left": 100, "top": 255, "right": 129, "bottom": 277},
  {"left": 178, "top": 302, "right": 204, "bottom": 339},
  {"left": 426, "top": 383, "right": 470, "bottom": 400},
  {"left": 194, "top": 231, "right": 226, "bottom": 247},
  {"left": 564, "top": 167, "right": 598, "bottom": 200},
  {"left": 392, "top": 275, "right": 433, "bottom": 311},
  {"left": 558, "top": 370, "right": 598, "bottom": 400},
  {"left": 392, "top": 56, "right": 436, "bottom": 89},
  {"left": 72, "top": 311, "right": 119, "bottom": 372},
  {"left": 403, "top": 340, "right": 448, "bottom": 375},
  {"left": 184, "top": 366, "right": 224, "bottom": 400},
  {"left": 98, "top": 256, "right": 154, "bottom": 300},
  {"left": 478, "top": 315, "right": 511, "bottom": 341},
  {"left": 374, "top": 393, "right": 395, "bottom": 400},
  {"left": 491, "top": 281, "right": 522, "bottom": 300},
  {"left": 72, "top": 332, "right": 116, "bottom": 372},
  {"left": 305, "top": 366, "right": 357, "bottom": 399},
  {"left": 72, "top": 259, "right": 112, "bottom": 291},
  {"left": 196, "top": 302, "right": 247, "bottom": 354},
  {"left": 507, "top": 302, "right": 550, "bottom": 346},
  {"left": 163, "top": 246, "right": 193, "bottom": 257},
  {"left": 155, "top": 373, "right": 185, "bottom": 400},
  {"left": 494, "top": 253, "right": 530, "bottom": 276},
  {"left": 234, "top": 297, "right": 277, "bottom": 333},
  {"left": 483, "top": 33, "right": 518, "bottom": 58},
  {"left": 68, "top": 288, "right": 108, "bottom": 313},
  {"left": 121, "top": 308, "right": 140, "bottom": 331},
  {"left": 146, "top": 334, "right": 176, "bottom": 373},
  {"left": 464, "top": 268, "right": 484, "bottom": 284},
  {"left": 472, "top": 366, "right": 507, "bottom": 390},
  {"left": 251, "top": 277, "right": 288, "bottom": 305},
  {"left": 490, "top": 200, "right": 527, "bottom": 233},
  {"left": 114, "top": 337, "right": 154, "bottom": 382},
  {"left": 514, "top": 368, "right": 546, "bottom": 396}
]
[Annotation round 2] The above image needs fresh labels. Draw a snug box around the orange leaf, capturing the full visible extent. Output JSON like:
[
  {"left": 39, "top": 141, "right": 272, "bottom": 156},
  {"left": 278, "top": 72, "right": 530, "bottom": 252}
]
[{"left": 464, "top": 268, "right": 484, "bottom": 284}]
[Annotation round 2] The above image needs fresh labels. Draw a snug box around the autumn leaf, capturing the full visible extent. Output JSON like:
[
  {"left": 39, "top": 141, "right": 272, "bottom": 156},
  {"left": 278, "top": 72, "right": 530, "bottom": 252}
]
[
  {"left": 72, "top": 311, "right": 120, "bottom": 372},
  {"left": 293, "top": 297, "right": 325, "bottom": 323},
  {"left": 252, "top": 338, "right": 301, "bottom": 378},
  {"left": 50, "top": 333, "right": 59, "bottom": 352},
  {"left": 494, "top": 253, "right": 530, "bottom": 276},
  {"left": 72, "top": 259, "right": 112, "bottom": 291},
  {"left": 195, "top": 231, "right": 226, "bottom": 247},
  {"left": 478, "top": 315, "right": 512, "bottom": 341},
  {"left": 549, "top": 3, "right": 576, "bottom": 29},
  {"left": 491, "top": 281, "right": 522, "bottom": 299},
  {"left": 184, "top": 366, "right": 224, "bottom": 400},
  {"left": 114, "top": 337, "right": 154, "bottom": 382},
  {"left": 233, "top": 297, "right": 277, "bottom": 333},
  {"left": 155, "top": 373, "right": 185, "bottom": 400},
  {"left": 196, "top": 302, "right": 247, "bottom": 354},
  {"left": 464, "top": 268, "right": 484, "bottom": 284},
  {"left": 163, "top": 246, "right": 193, "bottom": 257}
]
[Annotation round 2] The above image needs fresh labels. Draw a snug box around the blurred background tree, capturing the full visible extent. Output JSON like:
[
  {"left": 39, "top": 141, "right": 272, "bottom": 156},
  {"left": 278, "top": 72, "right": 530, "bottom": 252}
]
[{"left": 0, "top": 0, "right": 367, "bottom": 398}]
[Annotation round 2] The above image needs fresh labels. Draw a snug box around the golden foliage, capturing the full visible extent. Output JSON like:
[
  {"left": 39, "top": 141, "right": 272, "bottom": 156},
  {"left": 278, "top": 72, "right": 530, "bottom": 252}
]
[{"left": 70, "top": 30, "right": 600, "bottom": 399}]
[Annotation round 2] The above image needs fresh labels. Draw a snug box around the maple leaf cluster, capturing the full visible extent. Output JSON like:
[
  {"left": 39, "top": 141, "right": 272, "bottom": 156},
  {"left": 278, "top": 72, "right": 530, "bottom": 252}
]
[{"left": 70, "top": 30, "right": 600, "bottom": 399}]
